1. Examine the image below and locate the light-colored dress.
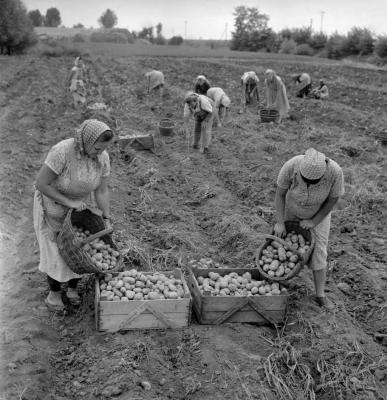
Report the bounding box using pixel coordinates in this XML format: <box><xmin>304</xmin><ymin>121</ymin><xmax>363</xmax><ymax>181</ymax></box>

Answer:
<box><xmin>276</xmin><ymin>155</ymin><xmax>345</xmax><ymax>271</ymax></box>
<box><xmin>70</xmin><ymin>66</ymin><xmax>86</xmax><ymax>103</ymax></box>
<box><xmin>33</xmin><ymin>138</ymin><xmax>110</xmax><ymax>282</ymax></box>
<box><xmin>265</xmin><ymin>75</ymin><xmax>290</xmax><ymax>118</ymax></box>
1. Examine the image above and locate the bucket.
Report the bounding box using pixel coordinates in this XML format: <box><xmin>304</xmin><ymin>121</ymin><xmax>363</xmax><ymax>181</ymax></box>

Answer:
<box><xmin>158</xmin><ymin>118</ymin><xmax>175</xmax><ymax>136</ymax></box>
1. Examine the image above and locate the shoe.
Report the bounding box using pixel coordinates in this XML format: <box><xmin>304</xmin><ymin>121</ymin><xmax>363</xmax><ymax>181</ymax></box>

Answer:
<box><xmin>67</xmin><ymin>288</ymin><xmax>81</xmax><ymax>306</ymax></box>
<box><xmin>192</xmin><ymin>144</ymin><xmax>199</xmax><ymax>149</ymax></box>
<box><xmin>315</xmin><ymin>296</ymin><xmax>334</xmax><ymax>310</ymax></box>
<box><xmin>45</xmin><ymin>292</ymin><xmax>65</xmax><ymax>312</ymax></box>
<box><xmin>202</xmin><ymin>147</ymin><xmax>210</xmax><ymax>155</ymax></box>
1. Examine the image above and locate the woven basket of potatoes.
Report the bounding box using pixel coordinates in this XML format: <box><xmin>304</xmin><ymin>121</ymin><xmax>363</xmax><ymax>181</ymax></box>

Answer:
<box><xmin>255</xmin><ymin>221</ymin><xmax>315</xmax><ymax>281</ymax></box>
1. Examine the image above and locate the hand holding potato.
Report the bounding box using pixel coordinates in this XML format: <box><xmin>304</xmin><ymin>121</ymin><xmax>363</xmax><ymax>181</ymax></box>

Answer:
<box><xmin>300</xmin><ymin>219</ymin><xmax>315</xmax><ymax>229</ymax></box>
<box><xmin>274</xmin><ymin>222</ymin><xmax>286</xmax><ymax>237</ymax></box>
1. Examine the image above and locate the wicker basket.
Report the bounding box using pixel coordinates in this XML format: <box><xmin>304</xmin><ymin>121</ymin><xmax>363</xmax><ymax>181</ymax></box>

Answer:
<box><xmin>159</xmin><ymin>118</ymin><xmax>175</xmax><ymax>136</ymax></box>
<box><xmin>57</xmin><ymin>209</ymin><xmax>123</xmax><ymax>274</ymax></box>
<box><xmin>260</xmin><ymin>108</ymin><xmax>279</xmax><ymax>123</ymax></box>
<box><xmin>255</xmin><ymin>221</ymin><xmax>315</xmax><ymax>281</ymax></box>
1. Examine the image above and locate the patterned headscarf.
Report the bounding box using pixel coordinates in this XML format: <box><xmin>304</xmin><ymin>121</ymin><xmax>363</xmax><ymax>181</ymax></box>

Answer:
<box><xmin>74</xmin><ymin>119</ymin><xmax>112</xmax><ymax>156</ymax></box>
<box><xmin>299</xmin><ymin>148</ymin><xmax>327</xmax><ymax>180</ymax></box>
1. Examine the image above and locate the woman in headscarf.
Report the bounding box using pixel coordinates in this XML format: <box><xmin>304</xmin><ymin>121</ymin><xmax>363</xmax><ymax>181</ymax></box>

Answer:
<box><xmin>206</xmin><ymin>87</ymin><xmax>231</xmax><ymax>127</ymax></box>
<box><xmin>312</xmin><ymin>80</ymin><xmax>329</xmax><ymax>100</ymax></box>
<box><xmin>34</xmin><ymin>119</ymin><xmax>114</xmax><ymax>311</ymax></box>
<box><xmin>145</xmin><ymin>70</ymin><xmax>165</xmax><ymax>98</ymax></box>
<box><xmin>293</xmin><ymin>72</ymin><xmax>312</xmax><ymax>98</ymax></box>
<box><xmin>264</xmin><ymin>69</ymin><xmax>290</xmax><ymax>123</ymax></box>
<box><xmin>239</xmin><ymin>71</ymin><xmax>260</xmax><ymax>114</ymax></box>
<box><xmin>183</xmin><ymin>92</ymin><xmax>214</xmax><ymax>154</ymax></box>
<box><xmin>67</xmin><ymin>56</ymin><xmax>87</xmax><ymax>108</ymax></box>
<box><xmin>273</xmin><ymin>148</ymin><xmax>345</xmax><ymax>308</ymax></box>
<box><xmin>194</xmin><ymin>75</ymin><xmax>211</xmax><ymax>95</ymax></box>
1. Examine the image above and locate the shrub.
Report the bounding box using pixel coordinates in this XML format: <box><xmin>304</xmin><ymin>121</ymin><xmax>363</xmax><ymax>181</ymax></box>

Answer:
<box><xmin>374</xmin><ymin>36</ymin><xmax>387</xmax><ymax>58</ymax></box>
<box><xmin>294</xmin><ymin>43</ymin><xmax>314</xmax><ymax>56</ymax></box>
<box><xmin>308</xmin><ymin>33</ymin><xmax>327</xmax><ymax>51</ymax></box>
<box><xmin>279</xmin><ymin>38</ymin><xmax>297</xmax><ymax>54</ymax></box>
<box><xmin>168</xmin><ymin>36</ymin><xmax>183</xmax><ymax>45</ymax></box>
<box><xmin>112</xmin><ymin>28</ymin><xmax>134</xmax><ymax>43</ymax></box>
<box><xmin>90</xmin><ymin>30</ymin><xmax>128</xmax><ymax>44</ymax></box>
<box><xmin>39</xmin><ymin>42</ymin><xmax>82</xmax><ymax>57</ymax></box>
<box><xmin>73</xmin><ymin>33</ymin><xmax>86</xmax><ymax>43</ymax></box>
<box><xmin>343</xmin><ymin>27</ymin><xmax>374</xmax><ymax>56</ymax></box>
<box><xmin>325</xmin><ymin>33</ymin><xmax>347</xmax><ymax>59</ymax></box>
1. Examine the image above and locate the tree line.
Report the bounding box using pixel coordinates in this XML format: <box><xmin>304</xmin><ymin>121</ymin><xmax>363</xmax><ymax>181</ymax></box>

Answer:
<box><xmin>231</xmin><ymin>6</ymin><xmax>387</xmax><ymax>60</ymax></box>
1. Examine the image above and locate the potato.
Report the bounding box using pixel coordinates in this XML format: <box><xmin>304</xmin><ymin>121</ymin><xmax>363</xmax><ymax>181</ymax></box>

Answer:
<box><xmin>269</xmin><ymin>260</ymin><xmax>280</xmax><ymax>271</ymax></box>
<box><xmin>121</xmin><ymin>297</ymin><xmax>129</xmax><ymax>301</ymax></box>
<box><xmin>133</xmin><ymin>293</ymin><xmax>144</xmax><ymax>300</ymax></box>
<box><xmin>126</xmin><ymin>290</ymin><xmax>135</xmax><ymax>300</ymax></box>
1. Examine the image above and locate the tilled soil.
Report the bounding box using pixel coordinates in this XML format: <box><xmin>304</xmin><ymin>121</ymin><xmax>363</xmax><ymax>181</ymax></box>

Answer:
<box><xmin>0</xmin><ymin>54</ymin><xmax>386</xmax><ymax>400</ymax></box>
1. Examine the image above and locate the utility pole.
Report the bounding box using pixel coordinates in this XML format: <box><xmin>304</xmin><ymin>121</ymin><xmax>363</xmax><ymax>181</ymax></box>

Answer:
<box><xmin>309</xmin><ymin>18</ymin><xmax>313</xmax><ymax>32</ymax></box>
<box><xmin>320</xmin><ymin>11</ymin><xmax>325</xmax><ymax>32</ymax></box>
<box><xmin>225</xmin><ymin>23</ymin><xmax>228</xmax><ymax>41</ymax></box>
<box><xmin>184</xmin><ymin>20</ymin><xmax>187</xmax><ymax>40</ymax></box>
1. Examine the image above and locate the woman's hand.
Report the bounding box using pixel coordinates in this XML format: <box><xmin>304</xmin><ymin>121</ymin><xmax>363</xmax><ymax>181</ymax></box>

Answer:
<box><xmin>300</xmin><ymin>219</ymin><xmax>315</xmax><ymax>229</ymax></box>
<box><xmin>68</xmin><ymin>200</ymin><xmax>87</xmax><ymax>211</ymax></box>
<box><xmin>274</xmin><ymin>222</ymin><xmax>286</xmax><ymax>237</ymax></box>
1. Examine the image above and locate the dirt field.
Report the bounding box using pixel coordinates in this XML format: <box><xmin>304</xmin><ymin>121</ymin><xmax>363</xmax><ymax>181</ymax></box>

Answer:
<box><xmin>0</xmin><ymin>52</ymin><xmax>386</xmax><ymax>400</ymax></box>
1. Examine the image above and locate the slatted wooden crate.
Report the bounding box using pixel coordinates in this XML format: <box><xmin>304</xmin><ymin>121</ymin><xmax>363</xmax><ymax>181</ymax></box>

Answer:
<box><xmin>187</xmin><ymin>267</ymin><xmax>289</xmax><ymax>326</ymax></box>
<box><xmin>95</xmin><ymin>269</ymin><xmax>192</xmax><ymax>332</ymax></box>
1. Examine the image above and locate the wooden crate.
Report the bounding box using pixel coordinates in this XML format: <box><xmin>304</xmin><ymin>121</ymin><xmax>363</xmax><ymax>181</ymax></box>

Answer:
<box><xmin>187</xmin><ymin>267</ymin><xmax>289</xmax><ymax>326</ymax></box>
<box><xmin>95</xmin><ymin>269</ymin><xmax>192</xmax><ymax>332</ymax></box>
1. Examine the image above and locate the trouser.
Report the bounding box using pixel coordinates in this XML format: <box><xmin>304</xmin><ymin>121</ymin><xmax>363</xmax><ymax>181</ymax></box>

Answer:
<box><xmin>241</xmin><ymin>80</ymin><xmax>259</xmax><ymax>106</ymax></box>
<box><xmin>47</xmin><ymin>275</ymin><xmax>79</xmax><ymax>292</ymax></box>
<box><xmin>193</xmin><ymin>111</ymin><xmax>214</xmax><ymax>149</ymax></box>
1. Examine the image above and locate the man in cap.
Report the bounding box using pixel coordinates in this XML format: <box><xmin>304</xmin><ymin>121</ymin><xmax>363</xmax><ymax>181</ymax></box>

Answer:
<box><xmin>206</xmin><ymin>87</ymin><xmax>231</xmax><ymax>127</ymax></box>
<box><xmin>273</xmin><ymin>148</ymin><xmax>345</xmax><ymax>308</ymax></box>
<box><xmin>239</xmin><ymin>71</ymin><xmax>260</xmax><ymax>114</ymax></box>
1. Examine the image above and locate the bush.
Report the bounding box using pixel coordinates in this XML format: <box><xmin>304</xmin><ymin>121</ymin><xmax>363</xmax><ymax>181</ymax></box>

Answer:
<box><xmin>90</xmin><ymin>30</ymin><xmax>128</xmax><ymax>44</ymax></box>
<box><xmin>343</xmin><ymin>27</ymin><xmax>374</xmax><ymax>56</ymax></box>
<box><xmin>279</xmin><ymin>38</ymin><xmax>297</xmax><ymax>54</ymax></box>
<box><xmin>39</xmin><ymin>42</ymin><xmax>82</xmax><ymax>57</ymax></box>
<box><xmin>294</xmin><ymin>43</ymin><xmax>314</xmax><ymax>56</ymax></box>
<box><xmin>73</xmin><ymin>33</ymin><xmax>86</xmax><ymax>43</ymax></box>
<box><xmin>308</xmin><ymin>33</ymin><xmax>327</xmax><ymax>51</ymax></box>
<box><xmin>168</xmin><ymin>36</ymin><xmax>183</xmax><ymax>45</ymax></box>
<box><xmin>325</xmin><ymin>33</ymin><xmax>347</xmax><ymax>59</ymax></box>
<box><xmin>111</xmin><ymin>28</ymin><xmax>134</xmax><ymax>43</ymax></box>
<box><xmin>374</xmin><ymin>36</ymin><xmax>387</xmax><ymax>58</ymax></box>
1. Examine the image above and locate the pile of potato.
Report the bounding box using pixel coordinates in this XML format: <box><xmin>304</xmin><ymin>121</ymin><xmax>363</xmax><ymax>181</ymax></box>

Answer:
<box><xmin>99</xmin><ymin>269</ymin><xmax>186</xmax><ymax>301</ymax></box>
<box><xmin>197</xmin><ymin>271</ymin><xmax>287</xmax><ymax>296</ymax></box>
<box><xmin>257</xmin><ymin>231</ymin><xmax>310</xmax><ymax>278</ymax></box>
<box><xmin>188</xmin><ymin>257</ymin><xmax>230</xmax><ymax>269</ymax></box>
<box><xmin>74</xmin><ymin>227</ymin><xmax>120</xmax><ymax>271</ymax></box>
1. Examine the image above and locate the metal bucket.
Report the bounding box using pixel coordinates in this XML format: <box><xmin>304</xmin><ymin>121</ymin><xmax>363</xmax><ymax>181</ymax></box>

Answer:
<box><xmin>159</xmin><ymin>118</ymin><xmax>175</xmax><ymax>136</ymax></box>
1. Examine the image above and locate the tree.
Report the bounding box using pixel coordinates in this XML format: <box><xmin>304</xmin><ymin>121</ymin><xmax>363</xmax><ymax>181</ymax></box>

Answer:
<box><xmin>375</xmin><ymin>36</ymin><xmax>387</xmax><ymax>58</ymax></box>
<box><xmin>155</xmin><ymin>22</ymin><xmax>166</xmax><ymax>45</ymax></box>
<box><xmin>0</xmin><ymin>0</ymin><xmax>37</xmax><ymax>54</ymax></box>
<box><xmin>73</xmin><ymin>23</ymin><xmax>84</xmax><ymax>28</ymax></box>
<box><xmin>168</xmin><ymin>36</ymin><xmax>183</xmax><ymax>45</ymax></box>
<box><xmin>138</xmin><ymin>26</ymin><xmax>154</xmax><ymax>42</ymax></box>
<box><xmin>98</xmin><ymin>9</ymin><xmax>117</xmax><ymax>29</ymax></box>
<box><xmin>28</xmin><ymin>9</ymin><xmax>44</xmax><ymax>27</ymax></box>
<box><xmin>231</xmin><ymin>6</ymin><xmax>270</xmax><ymax>51</ymax></box>
<box><xmin>44</xmin><ymin>7</ymin><xmax>61</xmax><ymax>27</ymax></box>
<box><xmin>342</xmin><ymin>27</ymin><xmax>374</xmax><ymax>56</ymax></box>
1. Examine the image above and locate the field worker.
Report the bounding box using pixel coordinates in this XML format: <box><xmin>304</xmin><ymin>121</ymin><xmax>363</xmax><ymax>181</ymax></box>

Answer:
<box><xmin>264</xmin><ymin>69</ymin><xmax>290</xmax><ymax>123</ymax></box>
<box><xmin>67</xmin><ymin>56</ymin><xmax>87</xmax><ymax>108</ymax></box>
<box><xmin>293</xmin><ymin>72</ymin><xmax>312</xmax><ymax>98</ymax></box>
<box><xmin>312</xmin><ymin>80</ymin><xmax>329</xmax><ymax>100</ymax></box>
<box><xmin>34</xmin><ymin>119</ymin><xmax>114</xmax><ymax>312</ymax></box>
<box><xmin>239</xmin><ymin>71</ymin><xmax>260</xmax><ymax>113</ymax></box>
<box><xmin>274</xmin><ymin>148</ymin><xmax>345</xmax><ymax>309</ymax></box>
<box><xmin>206</xmin><ymin>87</ymin><xmax>231</xmax><ymax>127</ymax></box>
<box><xmin>184</xmin><ymin>92</ymin><xmax>214</xmax><ymax>154</ymax></box>
<box><xmin>145</xmin><ymin>70</ymin><xmax>165</xmax><ymax>98</ymax></box>
<box><xmin>194</xmin><ymin>75</ymin><xmax>211</xmax><ymax>95</ymax></box>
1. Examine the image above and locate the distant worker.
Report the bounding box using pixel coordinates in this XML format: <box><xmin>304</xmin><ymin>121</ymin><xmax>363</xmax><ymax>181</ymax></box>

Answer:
<box><xmin>264</xmin><ymin>69</ymin><xmax>290</xmax><ymax>123</ymax></box>
<box><xmin>206</xmin><ymin>87</ymin><xmax>231</xmax><ymax>127</ymax></box>
<box><xmin>194</xmin><ymin>75</ymin><xmax>211</xmax><ymax>95</ymax></box>
<box><xmin>239</xmin><ymin>71</ymin><xmax>260</xmax><ymax>114</ymax></box>
<box><xmin>312</xmin><ymin>80</ymin><xmax>329</xmax><ymax>100</ymax></box>
<box><xmin>184</xmin><ymin>92</ymin><xmax>214</xmax><ymax>154</ymax></box>
<box><xmin>293</xmin><ymin>72</ymin><xmax>312</xmax><ymax>98</ymax></box>
<box><xmin>145</xmin><ymin>70</ymin><xmax>165</xmax><ymax>98</ymax></box>
<box><xmin>67</xmin><ymin>56</ymin><xmax>87</xmax><ymax>109</ymax></box>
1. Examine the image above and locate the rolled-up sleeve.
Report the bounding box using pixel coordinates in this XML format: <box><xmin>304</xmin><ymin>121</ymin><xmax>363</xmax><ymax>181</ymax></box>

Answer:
<box><xmin>329</xmin><ymin>167</ymin><xmax>345</xmax><ymax>198</ymax></box>
<box><xmin>199</xmin><ymin>96</ymin><xmax>213</xmax><ymax>113</ymax></box>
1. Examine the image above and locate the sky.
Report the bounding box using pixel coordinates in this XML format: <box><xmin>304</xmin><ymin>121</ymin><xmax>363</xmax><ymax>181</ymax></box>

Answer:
<box><xmin>23</xmin><ymin>0</ymin><xmax>387</xmax><ymax>39</ymax></box>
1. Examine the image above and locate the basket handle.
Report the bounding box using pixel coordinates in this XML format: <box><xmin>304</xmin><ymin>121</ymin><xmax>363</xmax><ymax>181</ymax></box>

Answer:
<box><xmin>262</xmin><ymin>234</ymin><xmax>289</xmax><ymax>249</ymax></box>
<box><xmin>76</xmin><ymin>228</ymin><xmax>114</xmax><ymax>247</ymax></box>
